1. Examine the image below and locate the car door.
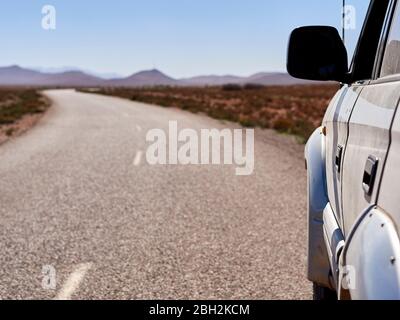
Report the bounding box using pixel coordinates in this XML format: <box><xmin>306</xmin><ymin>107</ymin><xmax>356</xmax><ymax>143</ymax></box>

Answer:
<box><xmin>341</xmin><ymin>0</ymin><xmax>400</xmax><ymax>236</ymax></box>
<box><xmin>324</xmin><ymin>85</ymin><xmax>362</xmax><ymax>229</ymax></box>
<box><xmin>324</xmin><ymin>0</ymin><xmax>392</xmax><ymax>233</ymax></box>
<box><xmin>379</xmin><ymin>1</ymin><xmax>400</xmax><ymax>227</ymax></box>
<box><xmin>340</xmin><ymin>4</ymin><xmax>400</xmax><ymax>299</ymax></box>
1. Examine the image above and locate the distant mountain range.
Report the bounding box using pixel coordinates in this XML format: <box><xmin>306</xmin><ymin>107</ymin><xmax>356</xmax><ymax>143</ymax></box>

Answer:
<box><xmin>31</xmin><ymin>66</ymin><xmax>123</xmax><ymax>79</ymax></box>
<box><xmin>0</xmin><ymin>65</ymin><xmax>317</xmax><ymax>87</ymax></box>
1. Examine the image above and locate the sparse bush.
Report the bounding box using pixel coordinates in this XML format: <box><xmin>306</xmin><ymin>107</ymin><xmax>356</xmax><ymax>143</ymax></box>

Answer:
<box><xmin>221</xmin><ymin>84</ymin><xmax>242</xmax><ymax>91</ymax></box>
<box><xmin>238</xmin><ymin>114</ymin><xmax>257</xmax><ymax>127</ymax></box>
<box><xmin>273</xmin><ymin>117</ymin><xmax>295</xmax><ymax>133</ymax></box>
<box><xmin>292</xmin><ymin>119</ymin><xmax>315</xmax><ymax>141</ymax></box>
<box><xmin>243</xmin><ymin>83</ymin><xmax>264</xmax><ymax>90</ymax></box>
<box><xmin>5</xmin><ymin>128</ymin><xmax>14</xmax><ymax>136</ymax></box>
<box><xmin>0</xmin><ymin>89</ymin><xmax>49</xmax><ymax>125</ymax></box>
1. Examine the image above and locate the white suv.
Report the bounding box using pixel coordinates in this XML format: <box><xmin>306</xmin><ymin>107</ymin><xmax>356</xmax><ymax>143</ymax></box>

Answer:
<box><xmin>288</xmin><ymin>0</ymin><xmax>400</xmax><ymax>300</ymax></box>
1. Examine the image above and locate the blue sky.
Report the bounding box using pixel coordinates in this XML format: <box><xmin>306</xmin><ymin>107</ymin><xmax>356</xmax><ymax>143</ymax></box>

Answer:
<box><xmin>0</xmin><ymin>0</ymin><xmax>369</xmax><ymax>78</ymax></box>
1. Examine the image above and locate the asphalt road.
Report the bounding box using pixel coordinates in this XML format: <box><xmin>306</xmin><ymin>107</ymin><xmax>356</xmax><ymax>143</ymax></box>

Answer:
<box><xmin>0</xmin><ymin>89</ymin><xmax>310</xmax><ymax>299</ymax></box>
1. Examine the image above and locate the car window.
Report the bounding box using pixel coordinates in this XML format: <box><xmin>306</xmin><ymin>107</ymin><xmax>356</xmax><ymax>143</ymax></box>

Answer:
<box><xmin>381</xmin><ymin>2</ymin><xmax>400</xmax><ymax>77</ymax></box>
<box><xmin>349</xmin><ymin>0</ymin><xmax>391</xmax><ymax>81</ymax></box>
<box><xmin>345</xmin><ymin>0</ymin><xmax>371</xmax><ymax>66</ymax></box>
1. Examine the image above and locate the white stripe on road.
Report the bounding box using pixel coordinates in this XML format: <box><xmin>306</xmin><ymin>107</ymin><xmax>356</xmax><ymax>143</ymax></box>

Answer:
<box><xmin>133</xmin><ymin>151</ymin><xmax>143</xmax><ymax>166</ymax></box>
<box><xmin>55</xmin><ymin>263</ymin><xmax>92</xmax><ymax>300</ymax></box>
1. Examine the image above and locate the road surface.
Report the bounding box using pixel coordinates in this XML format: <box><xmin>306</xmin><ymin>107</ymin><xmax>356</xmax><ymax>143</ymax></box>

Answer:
<box><xmin>0</xmin><ymin>89</ymin><xmax>310</xmax><ymax>299</ymax></box>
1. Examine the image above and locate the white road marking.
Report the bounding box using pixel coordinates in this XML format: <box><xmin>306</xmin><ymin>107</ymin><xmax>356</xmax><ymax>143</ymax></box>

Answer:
<box><xmin>55</xmin><ymin>263</ymin><xmax>92</xmax><ymax>300</ymax></box>
<box><xmin>136</xmin><ymin>125</ymin><xmax>142</xmax><ymax>132</ymax></box>
<box><xmin>133</xmin><ymin>151</ymin><xmax>143</xmax><ymax>166</ymax></box>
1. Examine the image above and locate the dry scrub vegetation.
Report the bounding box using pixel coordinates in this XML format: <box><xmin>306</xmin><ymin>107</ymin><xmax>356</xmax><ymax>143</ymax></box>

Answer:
<box><xmin>88</xmin><ymin>84</ymin><xmax>338</xmax><ymax>142</ymax></box>
<box><xmin>0</xmin><ymin>89</ymin><xmax>50</xmax><ymax>143</ymax></box>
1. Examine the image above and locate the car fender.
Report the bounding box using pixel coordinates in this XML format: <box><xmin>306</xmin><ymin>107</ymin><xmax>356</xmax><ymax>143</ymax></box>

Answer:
<box><xmin>305</xmin><ymin>127</ymin><xmax>332</xmax><ymax>288</ymax></box>
<box><xmin>340</xmin><ymin>207</ymin><xmax>400</xmax><ymax>300</ymax></box>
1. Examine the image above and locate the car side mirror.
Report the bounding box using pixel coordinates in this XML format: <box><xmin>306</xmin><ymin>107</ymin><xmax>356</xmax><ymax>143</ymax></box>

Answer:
<box><xmin>287</xmin><ymin>26</ymin><xmax>349</xmax><ymax>82</ymax></box>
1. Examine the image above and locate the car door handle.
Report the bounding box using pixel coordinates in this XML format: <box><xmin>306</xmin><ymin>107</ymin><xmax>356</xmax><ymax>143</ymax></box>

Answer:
<box><xmin>362</xmin><ymin>156</ymin><xmax>379</xmax><ymax>196</ymax></box>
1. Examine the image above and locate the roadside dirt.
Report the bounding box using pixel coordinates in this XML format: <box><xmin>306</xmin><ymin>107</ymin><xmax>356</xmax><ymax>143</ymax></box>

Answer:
<box><xmin>0</xmin><ymin>112</ymin><xmax>47</xmax><ymax>145</ymax></box>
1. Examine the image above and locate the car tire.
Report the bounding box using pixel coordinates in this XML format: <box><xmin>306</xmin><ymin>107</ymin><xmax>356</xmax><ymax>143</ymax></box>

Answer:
<box><xmin>313</xmin><ymin>282</ymin><xmax>337</xmax><ymax>300</ymax></box>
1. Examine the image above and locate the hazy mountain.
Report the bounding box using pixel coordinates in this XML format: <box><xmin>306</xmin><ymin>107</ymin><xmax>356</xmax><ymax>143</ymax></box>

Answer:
<box><xmin>243</xmin><ymin>72</ymin><xmax>313</xmax><ymax>85</ymax></box>
<box><xmin>87</xmin><ymin>71</ymin><xmax>124</xmax><ymax>80</ymax></box>
<box><xmin>41</xmin><ymin>71</ymin><xmax>104</xmax><ymax>87</ymax></box>
<box><xmin>0</xmin><ymin>65</ymin><xmax>319</xmax><ymax>87</ymax></box>
<box><xmin>106</xmin><ymin>69</ymin><xmax>179</xmax><ymax>87</ymax></box>
<box><xmin>180</xmin><ymin>75</ymin><xmax>245</xmax><ymax>86</ymax></box>
<box><xmin>31</xmin><ymin>66</ymin><xmax>123</xmax><ymax>79</ymax></box>
<box><xmin>0</xmin><ymin>65</ymin><xmax>47</xmax><ymax>85</ymax></box>
<box><xmin>181</xmin><ymin>72</ymin><xmax>314</xmax><ymax>86</ymax></box>
<box><xmin>0</xmin><ymin>65</ymin><xmax>103</xmax><ymax>86</ymax></box>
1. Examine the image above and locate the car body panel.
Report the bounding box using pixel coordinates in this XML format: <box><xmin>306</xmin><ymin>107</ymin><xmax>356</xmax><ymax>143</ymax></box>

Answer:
<box><xmin>379</xmin><ymin>104</ymin><xmax>400</xmax><ymax>230</ymax></box>
<box><xmin>305</xmin><ymin>128</ymin><xmax>331</xmax><ymax>287</ymax></box>
<box><xmin>322</xmin><ymin>202</ymin><xmax>344</xmax><ymax>288</ymax></box>
<box><xmin>323</xmin><ymin>85</ymin><xmax>363</xmax><ymax>229</ymax></box>
<box><xmin>343</xmin><ymin>207</ymin><xmax>400</xmax><ymax>300</ymax></box>
<box><xmin>341</xmin><ymin>82</ymin><xmax>400</xmax><ymax>236</ymax></box>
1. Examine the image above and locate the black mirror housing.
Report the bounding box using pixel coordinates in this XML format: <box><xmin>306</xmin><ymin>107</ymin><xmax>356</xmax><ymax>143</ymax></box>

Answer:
<box><xmin>287</xmin><ymin>26</ymin><xmax>348</xmax><ymax>82</ymax></box>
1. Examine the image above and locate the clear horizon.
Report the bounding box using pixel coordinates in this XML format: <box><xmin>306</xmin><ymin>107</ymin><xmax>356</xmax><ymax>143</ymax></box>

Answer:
<box><xmin>1</xmin><ymin>0</ymin><xmax>368</xmax><ymax>78</ymax></box>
